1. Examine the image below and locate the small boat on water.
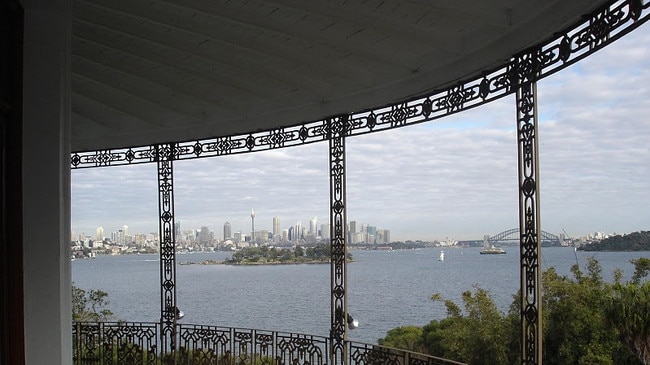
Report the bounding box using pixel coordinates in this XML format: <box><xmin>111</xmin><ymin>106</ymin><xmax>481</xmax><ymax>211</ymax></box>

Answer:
<box><xmin>439</xmin><ymin>250</ymin><xmax>445</xmax><ymax>261</ymax></box>
<box><xmin>480</xmin><ymin>245</ymin><xmax>506</xmax><ymax>255</ymax></box>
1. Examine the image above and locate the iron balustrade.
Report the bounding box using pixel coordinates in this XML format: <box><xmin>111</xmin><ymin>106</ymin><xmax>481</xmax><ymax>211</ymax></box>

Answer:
<box><xmin>72</xmin><ymin>321</ymin><xmax>467</xmax><ymax>365</ymax></box>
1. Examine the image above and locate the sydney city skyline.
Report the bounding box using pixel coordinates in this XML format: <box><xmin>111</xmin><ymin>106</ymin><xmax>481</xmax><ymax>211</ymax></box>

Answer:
<box><xmin>71</xmin><ymin>23</ymin><xmax>649</xmax><ymax>242</ymax></box>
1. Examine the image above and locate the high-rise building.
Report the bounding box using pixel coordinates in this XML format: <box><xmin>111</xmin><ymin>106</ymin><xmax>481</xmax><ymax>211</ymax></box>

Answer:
<box><xmin>272</xmin><ymin>216</ymin><xmax>280</xmax><ymax>238</ymax></box>
<box><xmin>320</xmin><ymin>224</ymin><xmax>330</xmax><ymax>240</ymax></box>
<box><xmin>111</xmin><ymin>229</ymin><xmax>124</xmax><ymax>245</ymax></box>
<box><xmin>349</xmin><ymin>221</ymin><xmax>357</xmax><ymax>234</ymax></box>
<box><xmin>223</xmin><ymin>222</ymin><xmax>232</xmax><ymax>240</ymax></box>
<box><xmin>377</xmin><ymin>229</ymin><xmax>390</xmax><ymax>244</ymax></box>
<box><xmin>348</xmin><ymin>221</ymin><xmax>357</xmax><ymax>244</ymax></box>
<box><xmin>293</xmin><ymin>222</ymin><xmax>302</xmax><ymax>242</ymax></box>
<box><xmin>96</xmin><ymin>227</ymin><xmax>104</xmax><ymax>242</ymax></box>
<box><xmin>123</xmin><ymin>225</ymin><xmax>129</xmax><ymax>237</ymax></box>
<box><xmin>174</xmin><ymin>221</ymin><xmax>181</xmax><ymax>238</ymax></box>
<box><xmin>258</xmin><ymin>230</ymin><xmax>269</xmax><ymax>244</ymax></box>
<box><xmin>367</xmin><ymin>226</ymin><xmax>377</xmax><ymax>243</ymax></box>
<box><xmin>199</xmin><ymin>226</ymin><xmax>210</xmax><ymax>244</ymax></box>
<box><xmin>309</xmin><ymin>217</ymin><xmax>318</xmax><ymax>236</ymax></box>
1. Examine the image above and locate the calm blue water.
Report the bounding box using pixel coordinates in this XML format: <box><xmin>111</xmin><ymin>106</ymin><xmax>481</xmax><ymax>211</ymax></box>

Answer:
<box><xmin>72</xmin><ymin>247</ymin><xmax>649</xmax><ymax>344</ymax></box>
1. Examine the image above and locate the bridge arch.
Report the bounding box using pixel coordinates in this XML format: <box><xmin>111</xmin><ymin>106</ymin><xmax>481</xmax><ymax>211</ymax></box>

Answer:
<box><xmin>488</xmin><ymin>228</ymin><xmax>560</xmax><ymax>245</ymax></box>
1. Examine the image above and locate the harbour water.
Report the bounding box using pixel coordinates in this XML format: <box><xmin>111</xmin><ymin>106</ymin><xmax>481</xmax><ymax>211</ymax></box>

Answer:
<box><xmin>72</xmin><ymin>247</ymin><xmax>649</xmax><ymax>344</ymax></box>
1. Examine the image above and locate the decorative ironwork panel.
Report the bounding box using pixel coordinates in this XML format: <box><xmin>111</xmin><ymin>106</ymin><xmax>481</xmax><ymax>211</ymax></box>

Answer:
<box><xmin>101</xmin><ymin>323</ymin><xmax>158</xmax><ymax>365</ymax></box>
<box><xmin>73</xmin><ymin>322</ymin><xmax>102</xmax><ymax>364</ymax></box>
<box><xmin>177</xmin><ymin>324</ymin><xmax>231</xmax><ymax>364</ymax></box>
<box><xmin>276</xmin><ymin>332</ymin><xmax>328</xmax><ymax>365</ymax></box>
<box><xmin>156</xmin><ymin>143</ymin><xmax>178</xmax><ymax>357</ymax></box>
<box><xmin>72</xmin><ymin>322</ymin><xmax>158</xmax><ymax>365</ymax></box>
<box><xmin>172</xmin><ymin>122</ymin><xmax>330</xmax><ymax>160</ymax></box>
<box><xmin>71</xmin><ymin>0</ymin><xmax>649</xmax><ymax>170</ymax></box>
<box><xmin>516</xmin><ymin>80</ymin><xmax>542</xmax><ymax>365</ymax></box>
<box><xmin>329</xmin><ymin>115</ymin><xmax>348</xmax><ymax>365</ymax></box>
<box><xmin>71</xmin><ymin>146</ymin><xmax>157</xmax><ymax>168</ymax></box>
<box><xmin>348</xmin><ymin>342</ymin><xmax>467</xmax><ymax>365</ymax></box>
<box><xmin>176</xmin><ymin>324</ymin><xmax>331</xmax><ymax>365</ymax></box>
<box><xmin>232</xmin><ymin>328</ymin><xmax>277</xmax><ymax>365</ymax></box>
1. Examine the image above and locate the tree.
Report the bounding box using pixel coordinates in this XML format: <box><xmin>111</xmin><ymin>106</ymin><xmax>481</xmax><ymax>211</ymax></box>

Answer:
<box><xmin>378</xmin><ymin>326</ymin><xmax>424</xmax><ymax>352</ymax></box>
<box><xmin>72</xmin><ymin>283</ymin><xmax>114</xmax><ymax>322</ymax></box>
<box><xmin>605</xmin><ymin>258</ymin><xmax>650</xmax><ymax>364</ymax></box>
<box><xmin>378</xmin><ymin>256</ymin><xmax>644</xmax><ymax>365</ymax></box>
<box><xmin>606</xmin><ymin>282</ymin><xmax>650</xmax><ymax>365</ymax></box>
<box><xmin>294</xmin><ymin>245</ymin><xmax>305</xmax><ymax>258</ymax></box>
<box><xmin>541</xmin><ymin>258</ymin><xmax>624</xmax><ymax>365</ymax></box>
<box><xmin>427</xmin><ymin>287</ymin><xmax>510</xmax><ymax>365</ymax></box>
<box><xmin>631</xmin><ymin>257</ymin><xmax>650</xmax><ymax>284</ymax></box>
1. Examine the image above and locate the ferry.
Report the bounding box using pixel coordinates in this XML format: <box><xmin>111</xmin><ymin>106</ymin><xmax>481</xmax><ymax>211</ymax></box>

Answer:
<box><xmin>480</xmin><ymin>245</ymin><xmax>506</xmax><ymax>254</ymax></box>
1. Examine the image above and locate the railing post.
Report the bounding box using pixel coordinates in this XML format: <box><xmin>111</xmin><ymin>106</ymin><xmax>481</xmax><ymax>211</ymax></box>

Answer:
<box><xmin>514</xmin><ymin>53</ymin><xmax>543</xmax><ymax>364</ymax></box>
<box><xmin>156</xmin><ymin>143</ymin><xmax>178</xmax><ymax>362</ymax></box>
<box><xmin>328</xmin><ymin>115</ymin><xmax>348</xmax><ymax>365</ymax></box>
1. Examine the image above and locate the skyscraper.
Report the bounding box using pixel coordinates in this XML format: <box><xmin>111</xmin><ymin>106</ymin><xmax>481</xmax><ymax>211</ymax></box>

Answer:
<box><xmin>309</xmin><ymin>217</ymin><xmax>318</xmax><ymax>236</ymax></box>
<box><xmin>348</xmin><ymin>221</ymin><xmax>357</xmax><ymax>244</ymax></box>
<box><xmin>223</xmin><ymin>222</ymin><xmax>232</xmax><ymax>240</ymax></box>
<box><xmin>273</xmin><ymin>216</ymin><xmax>280</xmax><ymax>239</ymax></box>
<box><xmin>174</xmin><ymin>221</ymin><xmax>181</xmax><ymax>238</ymax></box>
<box><xmin>320</xmin><ymin>224</ymin><xmax>330</xmax><ymax>240</ymax></box>
<box><xmin>293</xmin><ymin>221</ymin><xmax>302</xmax><ymax>242</ymax></box>
<box><xmin>96</xmin><ymin>227</ymin><xmax>104</xmax><ymax>242</ymax></box>
<box><xmin>349</xmin><ymin>221</ymin><xmax>357</xmax><ymax>234</ymax></box>
<box><xmin>199</xmin><ymin>226</ymin><xmax>210</xmax><ymax>244</ymax></box>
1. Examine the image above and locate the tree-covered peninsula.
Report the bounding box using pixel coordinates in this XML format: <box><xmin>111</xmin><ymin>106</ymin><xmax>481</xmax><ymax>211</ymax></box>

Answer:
<box><xmin>579</xmin><ymin>231</ymin><xmax>650</xmax><ymax>251</ymax></box>
<box><xmin>223</xmin><ymin>244</ymin><xmax>353</xmax><ymax>265</ymax></box>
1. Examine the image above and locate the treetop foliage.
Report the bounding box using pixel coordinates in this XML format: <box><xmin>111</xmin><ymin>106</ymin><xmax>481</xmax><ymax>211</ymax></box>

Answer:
<box><xmin>72</xmin><ymin>283</ymin><xmax>114</xmax><ymax>322</ymax></box>
<box><xmin>379</xmin><ymin>256</ymin><xmax>650</xmax><ymax>365</ymax></box>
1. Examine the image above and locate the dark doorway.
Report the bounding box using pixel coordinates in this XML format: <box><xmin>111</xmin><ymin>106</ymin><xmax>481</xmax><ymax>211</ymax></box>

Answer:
<box><xmin>1</xmin><ymin>0</ymin><xmax>24</xmax><ymax>363</ymax></box>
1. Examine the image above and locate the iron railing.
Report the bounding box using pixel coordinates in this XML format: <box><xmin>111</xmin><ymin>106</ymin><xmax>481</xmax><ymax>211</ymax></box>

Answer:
<box><xmin>73</xmin><ymin>322</ymin><xmax>466</xmax><ymax>365</ymax></box>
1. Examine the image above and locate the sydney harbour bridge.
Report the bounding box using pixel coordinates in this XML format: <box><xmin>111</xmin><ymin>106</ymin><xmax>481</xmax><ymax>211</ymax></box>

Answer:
<box><xmin>459</xmin><ymin>228</ymin><xmax>562</xmax><ymax>247</ymax></box>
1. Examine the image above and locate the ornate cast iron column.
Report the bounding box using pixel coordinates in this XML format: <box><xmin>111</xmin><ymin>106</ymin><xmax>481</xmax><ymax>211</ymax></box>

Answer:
<box><xmin>156</xmin><ymin>143</ymin><xmax>178</xmax><ymax>359</ymax></box>
<box><xmin>515</xmin><ymin>65</ymin><xmax>542</xmax><ymax>363</ymax></box>
<box><xmin>329</xmin><ymin>115</ymin><xmax>348</xmax><ymax>365</ymax></box>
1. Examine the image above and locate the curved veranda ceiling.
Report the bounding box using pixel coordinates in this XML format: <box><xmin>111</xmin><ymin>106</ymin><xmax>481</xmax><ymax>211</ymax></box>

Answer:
<box><xmin>71</xmin><ymin>0</ymin><xmax>609</xmax><ymax>152</ymax></box>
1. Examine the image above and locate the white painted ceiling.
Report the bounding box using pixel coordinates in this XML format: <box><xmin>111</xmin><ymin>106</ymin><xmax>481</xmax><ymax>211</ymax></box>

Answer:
<box><xmin>71</xmin><ymin>0</ymin><xmax>607</xmax><ymax>152</ymax></box>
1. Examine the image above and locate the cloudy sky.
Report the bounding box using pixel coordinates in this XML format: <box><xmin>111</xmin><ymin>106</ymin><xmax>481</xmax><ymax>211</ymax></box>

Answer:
<box><xmin>72</xmin><ymin>23</ymin><xmax>650</xmax><ymax>242</ymax></box>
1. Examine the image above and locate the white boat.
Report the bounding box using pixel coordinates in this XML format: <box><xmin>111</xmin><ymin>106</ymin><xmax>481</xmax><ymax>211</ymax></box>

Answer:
<box><xmin>439</xmin><ymin>250</ymin><xmax>445</xmax><ymax>261</ymax></box>
<box><xmin>480</xmin><ymin>245</ymin><xmax>506</xmax><ymax>255</ymax></box>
